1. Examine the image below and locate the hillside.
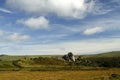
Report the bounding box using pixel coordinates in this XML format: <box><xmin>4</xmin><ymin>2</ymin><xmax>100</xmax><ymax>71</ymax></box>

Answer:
<box><xmin>0</xmin><ymin>51</ymin><xmax>120</xmax><ymax>71</ymax></box>
<box><xmin>0</xmin><ymin>51</ymin><xmax>120</xmax><ymax>61</ymax></box>
<box><xmin>89</xmin><ymin>51</ymin><xmax>120</xmax><ymax>57</ymax></box>
<box><xmin>0</xmin><ymin>55</ymin><xmax>62</xmax><ymax>61</ymax></box>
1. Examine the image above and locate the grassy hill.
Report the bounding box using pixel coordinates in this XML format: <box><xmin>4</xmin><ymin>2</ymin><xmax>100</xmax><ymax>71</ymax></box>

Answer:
<box><xmin>0</xmin><ymin>51</ymin><xmax>120</xmax><ymax>71</ymax></box>
<box><xmin>0</xmin><ymin>54</ymin><xmax>63</xmax><ymax>61</ymax></box>
<box><xmin>88</xmin><ymin>51</ymin><xmax>120</xmax><ymax>57</ymax></box>
<box><xmin>0</xmin><ymin>51</ymin><xmax>120</xmax><ymax>61</ymax></box>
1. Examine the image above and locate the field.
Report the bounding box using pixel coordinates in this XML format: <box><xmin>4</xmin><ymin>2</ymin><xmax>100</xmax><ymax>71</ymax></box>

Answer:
<box><xmin>0</xmin><ymin>68</ymin><xmax>120</xmax><ymax>80</ymax></box>
<box><xmin>0</xmin><ymin>51</ymin><xmax>120</xmax><ymax>80</ymax></box>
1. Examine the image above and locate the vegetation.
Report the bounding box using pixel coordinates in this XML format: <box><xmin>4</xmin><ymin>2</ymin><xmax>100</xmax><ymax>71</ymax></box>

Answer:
<box><xmin>32</xmin><ymin>57</ymin><xmax>67</xmax><ymax>66</ymax></box>
<box><xmin>0</xmin><ymin>51</ymin><xmax>120</xmax><ymax>71</ymax></box>
<box><xmin>90</xmin><ymin>51</ymin><xmax>120</xmax><ymax>57</ymax></box>
<box><xmin>0</xmin><ymin>51</ymin><xmax>119</xmax><ymax>80</ymax></box>
<box><xmin>109</xmin><ymin>74</ymin><xmax>120</xmax><ymax>80</ymax></box>
<box><xmin>0</xmin><ymin>68</ymin><xmax>120</xmax><ymax>80</ymax></box>
<box><xmin>75</xmin><ymin>56</ymin><xmax>120</xmax><ymax>67</ymax></box>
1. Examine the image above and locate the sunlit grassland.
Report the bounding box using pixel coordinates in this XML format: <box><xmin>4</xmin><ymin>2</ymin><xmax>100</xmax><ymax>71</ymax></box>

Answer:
<box><xmin>0</xmin><ymin>51</ymin><xmax>120</xmax><ymax>80</ymax></box>
<box><xmin>0</xmin><ymin>68</ymin><xmax>119</xmax><ymax>80</ymax></box>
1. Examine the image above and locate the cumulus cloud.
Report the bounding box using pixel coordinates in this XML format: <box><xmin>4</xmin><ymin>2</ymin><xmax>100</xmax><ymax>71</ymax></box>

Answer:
<box><xmin>0</xmin><ymin>7</ymin><xmax>12</xmax><ymax>14</ymax></box>
<box><xmin>17</xmin><ymin>16</ymin><xmax>49</xmax><ymax>29</ymax></box>
<box><xmin>6</xmin><ymin>0</ymin><xmax>111</xmax><ymax>19</ymax></box>
<box><xmin>83</xmin><ymin>27</ymin><xmax>105</xmax><ymax>35</ymax></box>
<box><xmin>6</xmin><ymin>33</ymin><xmax>30</xmax><ymax>42</ymax></box>
<box><xmin>6</xmin><ymin>0</ymin><xmax>86</xmax><ymax>19</ymax></box>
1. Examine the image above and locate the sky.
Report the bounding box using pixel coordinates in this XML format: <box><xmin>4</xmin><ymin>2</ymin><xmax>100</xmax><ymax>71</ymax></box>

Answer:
<box><xmin>0</xmin><ymin>0</ymin><xmax>120</xmax><ymax>55</ymax></box>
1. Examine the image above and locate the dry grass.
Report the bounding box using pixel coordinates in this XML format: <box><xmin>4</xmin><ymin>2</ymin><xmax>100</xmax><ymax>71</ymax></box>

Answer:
<box><xmin>0</xmin><ymin>68</ymin><xmax>120</xmax><ymax>80</ymax></box>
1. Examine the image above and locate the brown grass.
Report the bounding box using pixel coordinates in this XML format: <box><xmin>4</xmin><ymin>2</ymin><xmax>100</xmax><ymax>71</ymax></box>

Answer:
<box><xmin>0</xmin><ymin>68</ymin><xmax>120</xmax><ymax>80</ymax></box>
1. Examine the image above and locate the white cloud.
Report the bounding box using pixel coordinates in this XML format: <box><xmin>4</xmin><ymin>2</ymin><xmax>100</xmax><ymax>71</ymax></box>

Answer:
<box><xmin>0</xmin><ymin>7</ymin><xmax>12</xmax><ymax>14</ymax></box>
<box><xmin>6</xmin><ymin>0</ymin><xmax>87</xmax><ymax>19</ymax></box>
<box><xmin>6</xmin><ymin>33</ymin><xmax>30</xmax><ymax>42</ymax></box>
<box><xmin>87</xmin><ymin>0</ymin><xmax>112</xmax><ymax>15</ymax></box>
<box><xmin>4</xmin><ymin>38</ymin><xmax>120</xmax><ymax>55</ymax></box>
<box><xmin>83</xmin><ymin>27</ymin><xmax>105</xmax><ymax>35</ymax></box>
<box><xmin>6</xmin><ymin>0</ymin><xmax>111</xmax><ymax>19</ymax></box>
<box><xmin>17</xmin><ymin>16</ymin><xmax>49</xmax><ymax>29</ymax></box>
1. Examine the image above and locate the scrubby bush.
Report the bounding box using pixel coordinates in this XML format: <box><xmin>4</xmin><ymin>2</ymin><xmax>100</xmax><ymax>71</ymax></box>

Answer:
<box><xmin>75</xmin><ymin>56</ymin><xmax>120</xmax><ymax>68</ymax></box>
<box><xmin>87</xmin><ymin>57</ymin><xmax>120</xmax><ymax>67</ymax></box>
<box><xmin>12</xmin><ymin>60</ymin><xmax>23</xmax><ymax>68</ymax></box>
<box><xmin>32</xmin><ymin>57</ymin><xmax>67</xmax><ymax>66</ymax></box>
<box><xmin>109</xmin><ymin>74</ymin><xmax>120</xmax><ymax>80</ymax></box>
<box><xmin>75</xmin><ymin>56</ymin><xmax>94</xmax><ymax>66</ymax></box>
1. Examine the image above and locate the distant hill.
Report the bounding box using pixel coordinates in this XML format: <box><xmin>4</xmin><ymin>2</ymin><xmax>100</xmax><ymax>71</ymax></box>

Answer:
<box><xmin>0</xmin><ymin>55</ymin><xmax>62</xmax><ymax>61</ymax></box>
<box><xmin>88</xmin><ymin>51</ymin><xmax>120</xmax><ymax>57</ymax></box>
<box><xmin>0</xmin><ymin>55</ymin><xmax>40</xmax><ymax>61</ymax></box>
<box><xmin>0</xmin><ymin>51</ymin><xmax>120</xmax><ymax>61</ymax></box>
<box><xmin>0</xmin><ymin>51</ymin><xmax>120</xmax><ymax>71</ymax></box>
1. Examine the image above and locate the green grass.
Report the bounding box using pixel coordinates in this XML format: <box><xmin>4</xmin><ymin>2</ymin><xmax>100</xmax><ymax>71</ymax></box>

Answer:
<box><xmin>0</xmin><ymin>51</ymin><xmax>119</xmax><ymax>71</ymax></box>
<box><xmin>0</xmin><ymin>61</ymin><xmax>15</xmax><ymax>68</ymax></box>
<box><xmin>93</xmin><ymin>51</ymin><xmax>120</xmax><ymax>57</ymax></box>
<box><xmin>0</xmin><ymin>55</ymin><xmax>63</xmax><ymax>61</ymax></box>
<box><xmin>81</xmin><ymin>51</ymin><xmax>120</xmax><ymax>58</ymax></box>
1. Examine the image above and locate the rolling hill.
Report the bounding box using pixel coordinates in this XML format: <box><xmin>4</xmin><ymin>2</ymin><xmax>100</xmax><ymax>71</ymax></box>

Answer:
<box><xmin>88</xmin><ymin>51</ymin><xmax>120</xmax><ymax>57</ymax></box>
<box><xmin>0</xmin><ymin>51</ymin><xmax>120</xmax><ymax>61</ymax></box>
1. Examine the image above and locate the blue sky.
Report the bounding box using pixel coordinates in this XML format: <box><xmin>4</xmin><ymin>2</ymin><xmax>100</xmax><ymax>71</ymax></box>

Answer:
<box><xmin>0</xmin><ymin>0</ymin><xmax>120</xmax><ymax>55</ymax></box>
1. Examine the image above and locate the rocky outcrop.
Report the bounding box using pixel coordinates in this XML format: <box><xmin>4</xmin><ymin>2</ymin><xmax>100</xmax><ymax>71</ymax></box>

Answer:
<box><xmin>62</xmin><ymin>52</ymin><xmax>75</xmax><ymax>62</ymax></box>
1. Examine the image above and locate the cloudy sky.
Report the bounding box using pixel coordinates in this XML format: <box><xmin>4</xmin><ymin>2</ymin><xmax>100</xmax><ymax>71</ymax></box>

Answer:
<box><xmin>0</xmin><ymin>0</ymin><xmax>120</xmax><ymax>55</ymax></box>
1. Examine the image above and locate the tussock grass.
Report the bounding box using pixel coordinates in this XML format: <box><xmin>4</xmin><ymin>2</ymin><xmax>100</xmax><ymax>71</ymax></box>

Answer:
<box><xmin>0</xmin><ymin>68</ymin><xmax>119</xmax><ymax>80</ymax></box>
